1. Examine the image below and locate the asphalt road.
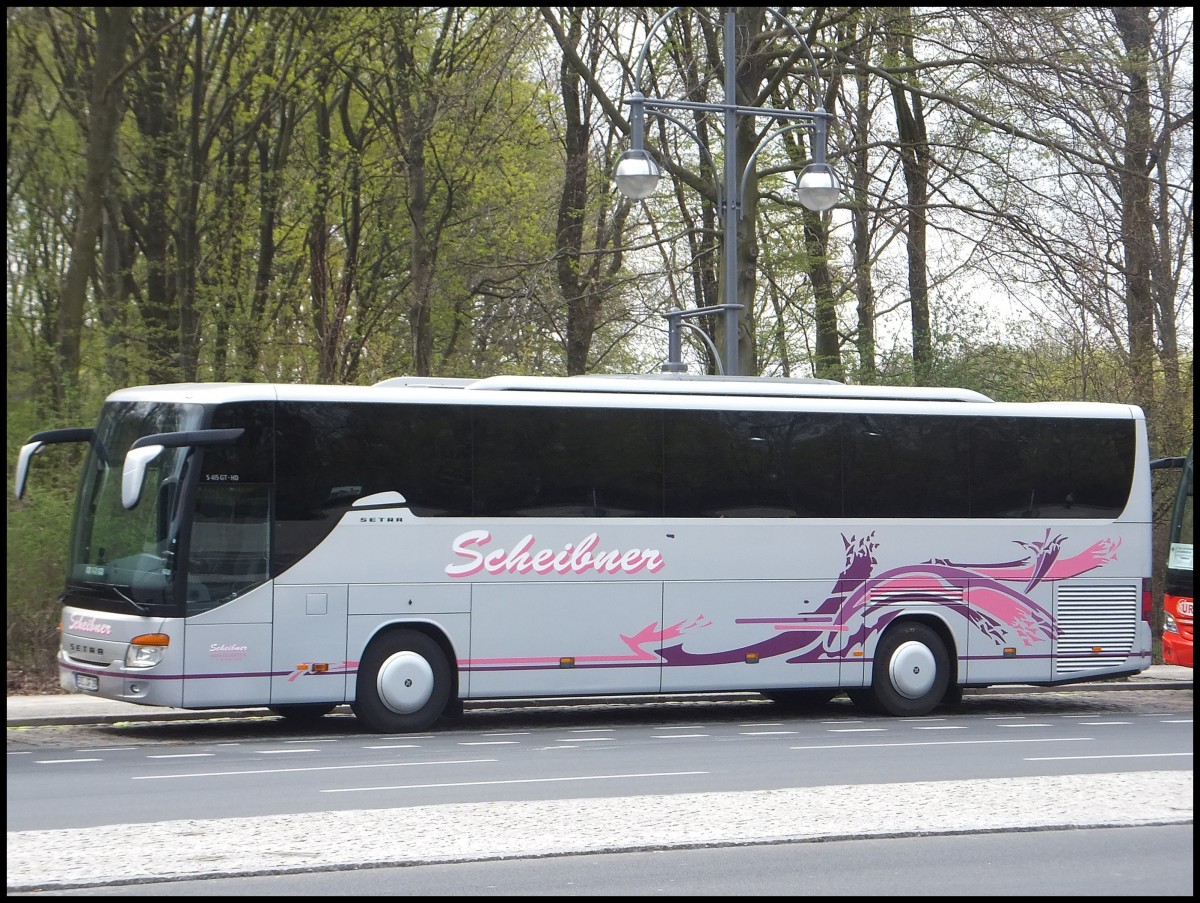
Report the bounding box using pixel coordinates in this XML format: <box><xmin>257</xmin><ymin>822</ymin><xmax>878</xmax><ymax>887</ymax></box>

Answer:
<box><xmin>7</xmin><ymin>683</ymin><xmax>1192</xmax><ymax>893</ymax></box>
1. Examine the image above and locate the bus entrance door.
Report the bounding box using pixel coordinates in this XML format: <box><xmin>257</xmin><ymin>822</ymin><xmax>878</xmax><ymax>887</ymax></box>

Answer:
<box><xmin>270</xmin><ymin>584</ymin><xmax>349</xmax><ymax>704</ymax></box>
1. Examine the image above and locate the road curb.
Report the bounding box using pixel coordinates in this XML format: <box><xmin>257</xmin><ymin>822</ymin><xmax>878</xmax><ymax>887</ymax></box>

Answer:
<box><xmin>7</xmin><ymin>680</ymin><xmax>1190</xmax><ymax>729</ymax></box>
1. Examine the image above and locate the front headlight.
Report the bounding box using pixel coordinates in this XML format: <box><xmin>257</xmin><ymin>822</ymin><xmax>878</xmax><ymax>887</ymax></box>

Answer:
<box><xmin>125</xmin><ymin>633</ymin><xmax>170</xmax><ymax>667</ymax></box>
<box><xmin>1163</xmin><ymin>613</ymin><xmax>1179</xmax><ymax>635</ymax></box>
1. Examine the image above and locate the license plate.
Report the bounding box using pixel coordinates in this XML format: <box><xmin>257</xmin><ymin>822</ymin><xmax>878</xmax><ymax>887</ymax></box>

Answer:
<box><xmin>74</xmin><ymin>673</ymin><xmax>99</xmax><ymax>692</ymax></box>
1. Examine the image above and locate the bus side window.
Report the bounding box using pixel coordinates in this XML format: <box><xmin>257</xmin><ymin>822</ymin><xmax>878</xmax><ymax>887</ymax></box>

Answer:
<box><xmin>187</xmin><ymin>483</ymin><xmax>271</xmax><ymax>614</ymax></box>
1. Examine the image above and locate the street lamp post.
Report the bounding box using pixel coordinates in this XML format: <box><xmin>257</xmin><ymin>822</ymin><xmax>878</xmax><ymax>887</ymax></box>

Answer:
<box><xmin>614</xmin><ymin>7</ymin><xmax>839</xmax><ymax>376</ymax></box>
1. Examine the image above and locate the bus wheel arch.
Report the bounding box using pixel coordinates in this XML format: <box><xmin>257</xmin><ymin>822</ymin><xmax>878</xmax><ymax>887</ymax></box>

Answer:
<box><xmin>857</xmin><ymin>617</ymin><xmax>955</xmax><ymax>717</ymax></box>
<box><xmin>352</xmin><ymin>625</ymin><xmax>457</xmax><ymax>733</ymax></box>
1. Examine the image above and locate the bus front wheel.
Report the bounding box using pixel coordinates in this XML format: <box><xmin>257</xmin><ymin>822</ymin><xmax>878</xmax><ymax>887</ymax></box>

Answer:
<box><xmin>863</xmin><ymin>622</ymin><xmax>951</xmax><ymax>717</ymax></box>
<box><xmin>353</xmin><ymin>629</ymin><xmax>452</xmax><ymax>733</ymax></box>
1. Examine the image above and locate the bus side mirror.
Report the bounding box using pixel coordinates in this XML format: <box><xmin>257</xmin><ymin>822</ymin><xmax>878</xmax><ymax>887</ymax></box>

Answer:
<box><xmin>14</xmin><ymin>441</ymin><xmax>44</xmax><ymax>500</ymax></box>
<box><xmin>123</xmin><ymin>445</ymin><xmax>164</xmax><ymax>510</ymax></box>
<box><xmin>122</xmin><ymin>427</ymin><xmax>244</xmax><ymax>509</ymax></box>
<box><xmin>13</xmin><ymin>427</ymin><xmax>96</xmax><ymax>499</ymax></box>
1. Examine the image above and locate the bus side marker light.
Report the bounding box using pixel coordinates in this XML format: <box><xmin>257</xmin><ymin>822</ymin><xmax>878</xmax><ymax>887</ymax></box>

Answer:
<box><xmin>1003</xmin><ymin>647</ymin><xmax>1016</xmax><ymax>657</ymax></box>
<box><xmin>313</xmin><ymin>663</ymin><xmax>330</xmax><ymax>673</ymax></box>
<box><xmin>745</xmin><ymin>653</ymin><xmax>760</xmax><ymax>664</ymax></box>
<box><xmin>559</xmin><ymin>657</ymin><xmax>575</xmax><ymax>669</ymax></box>
<box><xmin>1092</xmin><ymin>646</ymin><xmax>1103</xmax><ymax>654</ymax></box>
<box><xmin>131</xmin><ymin>633</ymin><xmax>171</xmax><ymax>646</ymax></box>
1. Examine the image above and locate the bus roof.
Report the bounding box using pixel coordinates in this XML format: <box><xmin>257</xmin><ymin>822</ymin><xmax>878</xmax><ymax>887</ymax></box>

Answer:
<box><xmin>103</xmin><ymin>379</ymin><xmax>1150</xmax><ymax>422</ymax></box>
<box><xmin>373</xmin><ymin>373</ymin><xmax>994</xmax><ymax>403</ymax></box>
<box><xmin>457</xmin><ymin>374</ymin><xmax>995</xmax><ymax>403</ymax></box>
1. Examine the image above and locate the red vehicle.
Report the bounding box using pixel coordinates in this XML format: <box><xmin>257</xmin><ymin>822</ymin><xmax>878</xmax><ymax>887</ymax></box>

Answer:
<box><xmin>1156</xmin><ymin>445</ymin><xmax>1193</xmax><ymax>667</ymax></box>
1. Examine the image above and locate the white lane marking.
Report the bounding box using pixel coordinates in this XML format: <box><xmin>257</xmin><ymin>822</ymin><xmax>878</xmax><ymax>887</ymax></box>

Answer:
<box><xmin>740</xmin><ymin>722</ymin><xmax>784</xmax><ymax>727</ymax></box>
<box><xmin>34</xmin><ymin>758</ymin><xmax>103</xmax><ymax>764</ymax></box>
<box><xmin>791</xmin><ymin>737</ymin><xmax>1094</xmax><ymax>750</ymax></box>
<box><xmin>363</xmin><ymin>744</ymin><xmax>422</xmax><ymax>750</ymax></box>
<box><xmin>458</xmin><ymin>741</ymin><xmax>520</xmax><ymax>746</ymax></box>
<box><xmin>321</xmin><ymin>770</ymin><xmax>709</xmax><ymax>794</ymax></box>
<box><xmin>1161</xmin><ymin>718</ymin><xmax>1193</xmax><ymax>723</ymax></box>
<box><xmin>651</xmin><ymin>734</ymin><xmax>708</xmax><ymax>739</ymax></box>
<box><xmin>826</xmin><ymin>727</ymin><xmax>887</xmax><ymax>733</ymax></box>
<box><xmin>995</xmin><ymin>722</ymin><xmax>1052</xmax><ymax>728</ymax></box>
<box><xmin>739</xmin><ymin>731</ymin><xmax>798</xmax><ymax>736</ymax></box>
<box><xmin>553</xmin><ymin>737</ymin><xmax>615</xmax><ymax>742</ymax></box>
<box><xmin>132</xmin><ymin>758</ymin><xmax>496</xmax><ymax>780</ymax></box>
<box><xmin>146</xmin><ymin>753</ymin><xmax>216</xmax><ymax>759</ymax></box>
<box><xmin>913</xmin><ymin>725</ymin><xmax>968</xmax><ymax>731</ymax></box>
<box><xmin>77</xmin><ymin>747</ymin><xmax>139</xmax><ymax>752</ymax></box>
<box><xmin>253</xmin><ymin>749</ymin><xmax>321</xmax><ymax>754</ymax></box>
<box><xmin>1025</xmin><ymin>752</ymin><xmax>1193</xmax><ymax>761</ymax></box>
<box><xmin>284</xmin><ymin>738</ymin><xmax>339</xmax><ymax>744</ymax></box>
<box><xmin>1073</xmin><ymin>721</ymin><xmax>1132</xmax><ymax>725</ymax></box>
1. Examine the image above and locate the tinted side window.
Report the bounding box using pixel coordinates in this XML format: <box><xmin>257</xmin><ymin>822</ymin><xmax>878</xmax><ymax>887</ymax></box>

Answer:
<box><xmin>192</xmin><ymin>402</ymin><xmax>275</xmax><ymax>607</ymax></box>
<box><xmin>664</xmin><ymin>410</ymin><xmax>842</xmax><ymax>517</ymax></box>
<box><xmin>843</xmin><ymin>414</ymin><xmax>969</xmax><ymax>517</ymax></box>
<box><xmin>473</xmin><ymin>406</ymin><xmax>663</xmax><ymax>517</ymax></box>
<box><xmin>273</xmin><ymin>402</ymin><xmax>472</xmax><ymax>571</ymax></box>
<box><xmin>970</xmin><ymin>417</ymin><xmax>1134</xmax><ymax>518</ymax></box>
<box><xmin>205</xmin><ymin>402</ymin><xmax>274</xmax><ymax>485</ymax></box>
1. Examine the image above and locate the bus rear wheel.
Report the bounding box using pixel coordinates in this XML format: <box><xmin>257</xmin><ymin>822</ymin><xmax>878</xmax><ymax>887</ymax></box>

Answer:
<box><xmin>863</xmin><ymin>622</ymin><xmax>950</xmax><ymax>717</ymax></box>
<box><xmin>353</xmin><ymin>629</ymin><xmax>452</xmax><ymax>733</ymax></box>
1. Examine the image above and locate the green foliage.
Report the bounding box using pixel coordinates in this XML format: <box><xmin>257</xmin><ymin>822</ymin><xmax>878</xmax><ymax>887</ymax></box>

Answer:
<box><xmin>5</xmin><ymin>6</ymin><xmax>1193</xmax><ymax>670</ymax></box>
<box><xmin>6</xmin><ymin>486</ymin><xmax>72</xmax><ymax>674</ymax></box>
<box><xmin>7</xmin><ymin>402</ymin><xmax>79</xmax><ymax>675</ymax></box>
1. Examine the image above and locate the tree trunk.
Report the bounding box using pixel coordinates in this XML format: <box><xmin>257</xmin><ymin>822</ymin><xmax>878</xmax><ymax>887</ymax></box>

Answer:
<box><xmin>885</xmin><ymin>8</ymin><xmax>933</xmax><ymax>383</ymax></box>
<box><xmin>556</xmin><ymin>12</ymin><xmax>594</xmax><ymax>376</ymax></box>
<box><xmin>1111</xmin><ymin>7</ymin><xmax>1157</xmax><ymax>416</ymax></box>
<box><xmin>54</xmin><ymin>7</ymin><xmax>131</xmax><ymax>411</ymax></box>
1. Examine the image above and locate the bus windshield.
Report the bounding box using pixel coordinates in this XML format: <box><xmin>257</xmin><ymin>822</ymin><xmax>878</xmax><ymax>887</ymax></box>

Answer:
<box><xmin>67</xmin><ymin>401</ymin><xmax>205</xmax><ymax>611</ymax></box>
<box><xmin>1167</xmin><ymin>447</ymin><xmax>1193</xmax><ymax>569</ymax></box>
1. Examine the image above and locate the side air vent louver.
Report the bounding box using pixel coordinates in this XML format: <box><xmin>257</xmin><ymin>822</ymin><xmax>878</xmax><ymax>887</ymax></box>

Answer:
<box><xmin>865</xmin><ymin>587</ymin><xmax>965</xmax><ymax>608</ymax></box>
<box><xmin>1054</xmin><ymin>584</ymin><xmax>1138</xmax><ymax>675</ymax></box>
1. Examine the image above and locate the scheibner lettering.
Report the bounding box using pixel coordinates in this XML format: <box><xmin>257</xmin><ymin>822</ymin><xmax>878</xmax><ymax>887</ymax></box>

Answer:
<box><xmin>69</xmin><ymin>614</ymin><xmax>113</xmax><ymax>636</ymax></box>
<box><xmin>446</xmin><ymin>531</ymin><xmax>665</xmax><ymax>578</ymax></box>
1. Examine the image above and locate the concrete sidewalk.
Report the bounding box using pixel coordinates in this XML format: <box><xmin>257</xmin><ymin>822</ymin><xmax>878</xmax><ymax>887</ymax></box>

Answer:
<box><xmin>7</xmin><ymin>665</ymin><xmax>1191</xmax><ymax>728</ymax></box>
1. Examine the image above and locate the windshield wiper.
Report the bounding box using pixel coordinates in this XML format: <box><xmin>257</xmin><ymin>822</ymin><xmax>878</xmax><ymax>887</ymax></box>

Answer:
<box><xmin>110</xmin><ymin>584</ymin><xmax>150</xmax><ymax>615</ymax></box>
